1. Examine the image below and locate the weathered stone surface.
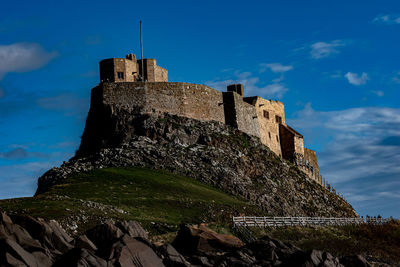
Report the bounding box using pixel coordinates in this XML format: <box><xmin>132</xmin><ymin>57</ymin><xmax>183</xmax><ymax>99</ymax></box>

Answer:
<box><xmin>74</xmin><ymin>234</ymin><xmax>97</xmax><ymax>251</ymax></box>
<box><xmin>36</xmin><ymin>113</ymin><xmax>356</xmax><ymax>218</ymax></box>
<box><xmin>84</xmin><ymin>222</ymin><xmax>123</xmax><ymax>249</ymax></box>
<box><xmin>158</xmin><ymin>244</ymin><xmax>191</xmax><ymax>267</ymax></box>
<box><xmin>108</xmin><ymin>235</ymin><xmax>164</xmax><ymax>267</ymax></box>
<box><xmin>116</xmin><ymin>220</ymin><xmax>148</xmax><ymax>240</ymax></box>
<box><xmin>53</xmin><ymin>248</ymin><xmax>107</xmax><ymax>267</ymax></box>
<box><xmin>172</xmin><ymin>224</ymin><xmax>244</xmax><ymax>254</ymax></box>
<box><xmin>0</xmin><ymin>238</ymin><xmax>40</xmax><ymax>267</ymax></box>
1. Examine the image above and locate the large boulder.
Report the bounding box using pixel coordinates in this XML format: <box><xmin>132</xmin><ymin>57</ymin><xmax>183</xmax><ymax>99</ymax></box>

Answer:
<box><xmin>172</xmin><ymin>224</ymin><xmax>244</xmax><ymax>254</ymax></box>
<box><xmin>107</xmin><ymin>235</ymin><xmax>164</xmax><ymax>267</ymax></box>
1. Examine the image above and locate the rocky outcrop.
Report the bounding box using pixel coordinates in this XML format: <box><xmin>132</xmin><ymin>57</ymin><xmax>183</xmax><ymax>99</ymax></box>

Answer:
<box><xmin>0</xmin><ymin>212</ymin><xmax>377</xmax><ymax>267</ymax></box>
<box><xmin>0</xmin><ymin>212</ymin><xmax>163</xmax><ymax>267</ymax></box>
<box><xmin>37</xmin><ymin>112</ymin><xmax>356</xmax><ymax>217</ymax></box>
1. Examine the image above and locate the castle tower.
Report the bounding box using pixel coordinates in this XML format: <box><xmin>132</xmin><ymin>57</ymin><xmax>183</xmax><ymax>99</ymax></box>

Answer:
<box><xmin>99</xmin><ymin>53</ymin><xmax>168</xmax><ymax>82</ymax></box>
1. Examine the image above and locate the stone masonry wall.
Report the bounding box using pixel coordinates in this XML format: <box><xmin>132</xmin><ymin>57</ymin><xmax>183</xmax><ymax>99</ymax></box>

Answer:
<box><xmin>223</xmin><ymin>92</ymin><xmax>260</xmax><ymax>138</ymax></box>
<box><xmin>247</xmin><ymin>97</ymin><xmax>285</xmax><ymax>156</ymax></box>
<box><xmin>102</xmin><ymin>82</ymin><xmax>226</xmax><ymax>125</ymax></box>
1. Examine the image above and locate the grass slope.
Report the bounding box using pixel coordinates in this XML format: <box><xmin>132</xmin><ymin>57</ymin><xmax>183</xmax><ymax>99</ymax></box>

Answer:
<box><xmin>0</xmin><ymin>167</ymin><xmax>264</xmax><ymax>235</ymax></box>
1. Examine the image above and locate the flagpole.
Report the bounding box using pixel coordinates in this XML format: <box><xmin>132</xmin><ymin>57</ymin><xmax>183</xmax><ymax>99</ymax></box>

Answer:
<box><xmin>140</xmin><ymin>20</ymin><xmax>144</xmax><ymax>82</ymax></box>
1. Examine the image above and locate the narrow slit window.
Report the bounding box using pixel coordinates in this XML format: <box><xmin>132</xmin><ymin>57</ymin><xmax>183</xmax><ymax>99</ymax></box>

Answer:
<box><xmin>276</xmin><ymin>135</ymin><xmax>279</xmax><ymax>142</ymax></box>
<box><xmin>268</xmin><ymin>132</ymin><xmax>271</xmax><ymax>139</ymax></box>
<box><xmin>263</xmin><ymin>110</ymin><xmax>269</xmax><ymax>119</ymax></box>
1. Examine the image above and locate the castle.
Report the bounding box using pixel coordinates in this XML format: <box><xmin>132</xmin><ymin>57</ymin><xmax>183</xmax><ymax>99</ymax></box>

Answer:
<box><xmin>97</xmin><ymin>53</ymin><xmax>322</xmax><ymax>185</ymax></box>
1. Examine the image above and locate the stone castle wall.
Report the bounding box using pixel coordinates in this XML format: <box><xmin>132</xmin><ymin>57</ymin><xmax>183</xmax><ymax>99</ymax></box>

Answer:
<box><xmin>101</xmin><ymin>82</ymin><xmax>226</xmax><ymax>124</ymax></box>
<box><xmin>96</xmin><ymin>81</ymin><xmax>322</xmax><ymax>186</ymax></box>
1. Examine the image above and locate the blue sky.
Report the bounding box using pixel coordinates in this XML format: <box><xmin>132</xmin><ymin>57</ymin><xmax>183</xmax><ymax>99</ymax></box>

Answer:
<box><xmin>0</xmin><ymin>0</ymin><xmax>399</xmax><ymax>218</ymax></box>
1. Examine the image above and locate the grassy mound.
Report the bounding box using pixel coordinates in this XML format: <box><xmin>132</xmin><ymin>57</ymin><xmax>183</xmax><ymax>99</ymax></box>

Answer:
<box><xmin>0</xmin><ymin>167</ymin><xmax>264</xmax><ymax>235</ymax></box>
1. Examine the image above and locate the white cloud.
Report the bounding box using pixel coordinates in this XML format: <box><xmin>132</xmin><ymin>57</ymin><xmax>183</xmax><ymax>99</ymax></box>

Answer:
<box><xmin>206</xmin><ymin>71</ymin><xmax>288</xmax><ymax>98</ymax></box>
<box><xmin>0</xmin><ymin>43</ymin><xmax>58</xmax><ymax>79</ymax></box>
<box><xmin>259</xmin><ymin>63</ymin><xmax>293</xmax><ymax>73</ymax></box>
<box><xmin>310</xmin><ymin>40</ymin><xmax>346</xmax><ymax>59</ymax></box>
<box><xmin>370</xmin><ymin>90</ymin><xmax>384</xmax><ymax>97</ymax></box>
<box><xmin>373</xmin><ymin>14</ymin><xmax>400</xmax><ymax>25</ymax></box>
<box><xmin>344</xmin><ymin>72</ymin><xmax>369</xmax><ymax>85</ymax></box>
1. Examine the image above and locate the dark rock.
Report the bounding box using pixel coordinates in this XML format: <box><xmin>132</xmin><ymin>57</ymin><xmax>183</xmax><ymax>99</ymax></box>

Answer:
<box><xmin>0</xmin><ymin>238</ymin><xmax>40</xmax><ymax>267</ymax></box>
<box><xmin>75</xmin><ymin>234</ymin><xmax>97</xmax><ymax>251</ymax></box>
<box><xmin>172</xmin><ymin>224</ymin><xmax>244</xmax><ymax>254</ymax></box>
<box><xmin>116</xmin><ymin>220</ymin><xmax>148</xmax><ymax>239</ymax></box>
<box><xmin>85</xmin><ymin>222</ymin><xmax>123</xmax><ymax>249</ymax></box>
<box><xmin>340</xmin><ymin>255</ymin><xmax>371</xmax><ymax>267</ymax></box>
<box><xmin>107</xmin><ymin>235</ymin><xmax>164</xmax><ymax>267</ymax></box>
<box><xmin>159</xmin><ymin>244</ymin><xmax>191</xmax><ymax>267</ymax></box>
<box><xmin>10</xmin><ymin>215</ymin><xmax>73</xmax><ymax>254</ymax></box>
<box><xmin>53</xmin><ymin>248</ymin><xmax>107</xmax><ymax>267</ymax></box>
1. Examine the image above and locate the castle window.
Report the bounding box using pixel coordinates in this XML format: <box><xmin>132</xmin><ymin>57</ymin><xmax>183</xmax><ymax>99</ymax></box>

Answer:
<box><xmin>275</xmin><ymin>115</ymin><xmax>282</xmax><ymax>124</ymax></box>
<box><xmin>268</xmin><ymin>132</ymin><xmax>271</xmax><ymax>139</ymax></box>
<box><xmin>263</xmin><ymin>110</ymin><xmax>269</xmax><ymax>119</ymax></box>
<box><xmin>117</xmin><ymin>72</ymin><xmax>124</xmax><ymax>79</ymax></box>
<box><xmin>276</xmin><ymin>135</ymin><xmax>279</xmax><ymax>142</ymax></box>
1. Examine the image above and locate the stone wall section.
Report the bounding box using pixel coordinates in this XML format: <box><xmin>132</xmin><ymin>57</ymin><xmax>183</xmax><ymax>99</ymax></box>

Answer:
<box><xmin>101</xmin><ymin>82</ymin><xmax>225</xmax><ymax>124</ymax></box>
<box><xmin>223</xmin><ymin>92</ymin><xmax>260</xmax><ymax>138</ymax></box>
<box><xmin>245</xmin><ymin>97</ymin><xmax>285</xmax><ymax>156</ymax></box>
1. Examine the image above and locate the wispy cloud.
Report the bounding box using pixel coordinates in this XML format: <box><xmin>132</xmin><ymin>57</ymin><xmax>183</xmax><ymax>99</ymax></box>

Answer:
<box><xmin>206</xmin><ymin>71</ymin><xmax>288</xmax><ymax>98</ymax></box>
<box><xmin>37</xmin><ymin>93</ymin><xmax>88</xmax><ymax>116</ymax></box>
<box><xmin>0</xmin><ymin>148</ymin><xmax>46</xmax><ymax>160</ymax></box>
<box><xmin>0</xmin><ymin>43</ymin><xmax>57</xmax><ymax>79</ymax></box>
<box><xmin>373</xmin><ymin>14</ymin><xmax>400</xmax><ymax>25</ymax></box>
<box><xmin>288</xmin><ymin>104</ymin><xmax>400</xmax><ymax>217</ymax></box>
<box><xmin>370</xmin><ymin>90</ymin><xmax>384</xmax><ymax>97</ymax></box>
<box><xmin>310</xmin><ymin>40</ymin><xmax>347</xmax><ymax>59</ymax></box>
<box><xmin>344</xmin><ymin>72</ymin><xmax>369</xmax><ymax>86</ymax></box>
<box><xmin>259</xmin><ymin>63</ymin><xmax>293</xmax><ymax>73</ymax></box>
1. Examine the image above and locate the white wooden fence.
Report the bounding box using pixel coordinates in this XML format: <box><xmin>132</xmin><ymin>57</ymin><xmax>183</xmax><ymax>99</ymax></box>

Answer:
<box><xmin>233</xmin><ymin>216</ymin><xmax>390</xmax><ymax>227</ymax></box>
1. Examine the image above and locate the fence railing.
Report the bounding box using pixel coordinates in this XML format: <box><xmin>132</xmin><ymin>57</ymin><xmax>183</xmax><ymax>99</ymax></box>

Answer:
<box><xmin>233</xmin><ymin>216</ymin><xmax>390</xmax><ymax>227</ymax></box>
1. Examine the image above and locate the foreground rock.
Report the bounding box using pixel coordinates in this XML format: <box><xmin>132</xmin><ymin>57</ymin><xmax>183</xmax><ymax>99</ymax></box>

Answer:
<box><xmin>0</xmin><ymin>212</ymin><xmax>381</xmax><ymax>266</ymax></box>
<box><xmin>36</xmin><ymin>113</ymin><xmax>356</xmax><ymax>218</ymax></box>
<box><xmin>0</xmin><ymin>212</ymin><xmax>163</xmax><ymax>266</ymax></box>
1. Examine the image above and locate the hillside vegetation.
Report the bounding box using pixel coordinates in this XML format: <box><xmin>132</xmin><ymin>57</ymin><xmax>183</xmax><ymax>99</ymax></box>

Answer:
<box><xmin>0</xmin><ymin>167</ymin><xmax>264</xmax><ymax>235</ymax></box>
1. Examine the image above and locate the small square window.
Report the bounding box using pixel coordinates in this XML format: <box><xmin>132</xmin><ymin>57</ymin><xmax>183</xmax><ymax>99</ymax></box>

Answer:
<box><xmin>117</xmin><ymin>72</ymin><xmax>124</xmax><ymax>79</ymax></box>
<box><xmin>275</xmin><ymin>115</ymin><xmax>282</xmax><ymax>124</ymax></box>
<box><xmin>263</xmin><ymin>110</ymin><xmax>269</xmax><ymax>119</ymax></box>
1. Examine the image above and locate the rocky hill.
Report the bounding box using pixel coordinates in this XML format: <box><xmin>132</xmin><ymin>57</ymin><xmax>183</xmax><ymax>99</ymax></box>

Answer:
<box><xmin>36</xmin><ymin>106</ymin><xmax>356</xmax><ymax>217</ymax></box>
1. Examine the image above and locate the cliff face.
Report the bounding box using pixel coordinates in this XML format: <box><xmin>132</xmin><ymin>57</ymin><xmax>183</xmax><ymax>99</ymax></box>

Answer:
<box><xmin>37</xmin><ymin>96</ymin><xmax>356</xmax><ymax>217</ymax></box>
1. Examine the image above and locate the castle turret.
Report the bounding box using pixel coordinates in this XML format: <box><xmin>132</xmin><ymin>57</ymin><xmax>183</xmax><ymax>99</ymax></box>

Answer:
<box><xmin>99</xmin><ymin>52</ymin><xmax>168</xmax><ymax>82</ymax></box>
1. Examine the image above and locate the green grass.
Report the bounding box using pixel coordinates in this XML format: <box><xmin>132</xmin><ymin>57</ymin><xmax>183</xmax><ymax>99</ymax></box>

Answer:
<box><xmin>0</xmin><ymin>167</ymin><xmax>264</xmax><ymax>235</ymax></box>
